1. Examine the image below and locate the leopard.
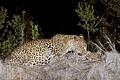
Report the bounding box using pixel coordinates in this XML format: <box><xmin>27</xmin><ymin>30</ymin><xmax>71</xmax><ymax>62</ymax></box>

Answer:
<box><xmin>5</xmin><ymin>34</ymin><xmax>87</xmax><ymax>66</ymax></box>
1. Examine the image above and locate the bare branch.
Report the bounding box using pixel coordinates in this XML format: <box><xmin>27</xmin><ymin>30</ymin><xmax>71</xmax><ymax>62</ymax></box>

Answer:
<box><xmin>90</xmin><ymin>41</ymin><xmax>105</xmax><ymax>53</ymax></box>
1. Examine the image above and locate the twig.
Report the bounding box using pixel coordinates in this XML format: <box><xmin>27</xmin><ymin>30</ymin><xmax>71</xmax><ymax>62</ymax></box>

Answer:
<box><xmin>91</xmin><ymin>41</ymin><xmax>105</xmax><ymax>53</ymax></box>
<box><xmin>97</xmin><ymin>39</ymin><xmax>106</xmax><ymax>50</ymax></box>
<box><xmin>103</xmin><ymin>32</ymin><xmax>115</xmax><ymax>51</ymax></box>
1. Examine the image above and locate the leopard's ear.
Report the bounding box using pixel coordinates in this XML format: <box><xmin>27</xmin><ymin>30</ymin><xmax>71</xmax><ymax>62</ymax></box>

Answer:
<box><xmin>78</xmin><ymin>34</ymin><xmax>84</xmax><ymax>39</ymax></box>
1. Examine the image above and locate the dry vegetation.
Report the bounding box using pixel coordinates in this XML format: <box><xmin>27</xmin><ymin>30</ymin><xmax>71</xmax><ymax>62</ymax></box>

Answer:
<box><xmin>0</xmin><ymin>49</ymin><xmax>120</xmax><ymax>80</ymax></box>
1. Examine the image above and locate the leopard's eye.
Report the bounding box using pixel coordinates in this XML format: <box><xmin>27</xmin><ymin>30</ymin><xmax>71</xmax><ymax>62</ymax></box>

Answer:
<box><xmin>73</xmin><ymin>36</ymin><xmax>76</xmax><ymax>39</ymax></box>
<box><xmin>77</xmin><ymin>53</ymin><xmax>82</xmax><ymax>56</ymax></box>
<box><xmin>67</xmin><ymin>50</ymin><xmax>74</xmax><ymax>53</ymax></box>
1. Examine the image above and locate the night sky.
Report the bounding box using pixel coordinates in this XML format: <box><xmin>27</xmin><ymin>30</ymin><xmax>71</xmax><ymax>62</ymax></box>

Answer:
<box><xmin>0</xmin><ymin>0</ymin><xmax>85</xmax><ymax>37</ymax></box>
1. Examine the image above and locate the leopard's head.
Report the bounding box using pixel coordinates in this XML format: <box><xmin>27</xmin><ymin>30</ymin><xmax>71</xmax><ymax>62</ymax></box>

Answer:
<box><xmin>67</xmin><ymin>34</ymin><xmax>87</xmax><ymax>56</ymax></box>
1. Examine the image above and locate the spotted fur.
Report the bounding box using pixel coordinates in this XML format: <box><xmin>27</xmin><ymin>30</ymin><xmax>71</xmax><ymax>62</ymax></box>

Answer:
<box><xmin>5</xmin><ymin>34</ymin><xmax>87</xmax><ymax>66</ymax></box>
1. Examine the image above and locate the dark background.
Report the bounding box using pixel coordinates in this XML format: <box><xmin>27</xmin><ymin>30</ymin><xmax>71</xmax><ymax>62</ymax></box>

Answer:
<box><xmin>0</xmin><ymin>0</ymin><xmax>85</xmax><ymax>37</ymax></box>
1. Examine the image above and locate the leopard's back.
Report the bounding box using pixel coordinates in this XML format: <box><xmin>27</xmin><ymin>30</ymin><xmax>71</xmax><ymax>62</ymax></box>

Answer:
<box><xmin>5</xmin><ymin>39</ymin><xmax>53</xmax><ymax>65</ymax></box>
